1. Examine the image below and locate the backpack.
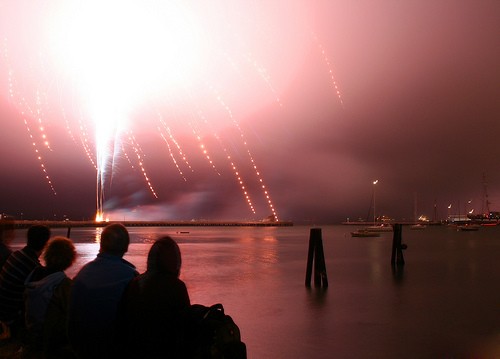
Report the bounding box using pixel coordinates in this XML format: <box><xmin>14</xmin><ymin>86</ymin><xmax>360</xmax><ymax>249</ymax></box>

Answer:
<box><xmin>184</xmin><ymin>303</ymin><xmax>247</xmax><ymax>359</ymax></box>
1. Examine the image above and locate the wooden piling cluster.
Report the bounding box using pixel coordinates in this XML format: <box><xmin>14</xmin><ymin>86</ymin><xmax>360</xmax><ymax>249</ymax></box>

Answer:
<box><xmin>305</xmin><ymin>224</ymin><xmax>409</xmax><ymax>288</ymax></box>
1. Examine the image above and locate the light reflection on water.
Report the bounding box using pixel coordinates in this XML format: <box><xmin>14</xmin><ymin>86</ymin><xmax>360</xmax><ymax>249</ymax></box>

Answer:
<box><xmin>9</xmin><ymin>225</ymin><xmax>500</xmax><ymax>358</ymax></box>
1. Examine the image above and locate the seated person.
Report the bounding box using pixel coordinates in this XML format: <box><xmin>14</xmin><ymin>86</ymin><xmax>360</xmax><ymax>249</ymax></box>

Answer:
<box><xmin>120</xmin><ymin>236</ymin><xmax>190</xmax><ymax>358</ymax></box>
<box><xmin>0</xmin><ymin>225</ymin><xmax>50</xmax><ymax>340</ymax></box>
<box><xmin>68</xmin><ymin>223</ymin><xmax>138</xmax><ymax>358</ymax></box>
<box><xmin>24</xmin><ymin>236</ymin><xmax>77</xmax><ymax>357</ymax></box>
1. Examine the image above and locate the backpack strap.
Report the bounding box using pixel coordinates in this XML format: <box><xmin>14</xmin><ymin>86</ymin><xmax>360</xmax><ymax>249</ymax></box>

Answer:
<box><xmin>204</xmin><ymin>303</ymin><xmax>224</xmax><ymax>319</ymax></box>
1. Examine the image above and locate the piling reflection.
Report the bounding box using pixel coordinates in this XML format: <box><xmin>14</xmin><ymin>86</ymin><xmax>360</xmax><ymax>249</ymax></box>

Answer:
<box><xmin>391</xmin><ymin>264</ymin><xmax>405</xmax><ymax>285</ymax></box>
<box><xmin>305</xmin><ymin>287</ymin><xmax>328</xmax><ymax>309</ymax></box>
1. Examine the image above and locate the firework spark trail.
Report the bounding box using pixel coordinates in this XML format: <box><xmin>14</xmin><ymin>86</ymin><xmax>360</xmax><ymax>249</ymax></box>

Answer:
<box><xmin>127</xmin><ymin>132</ymin><xmax>158</xmax><ymax>198</ymax></box>
<box><xmin>4</xmin><ymin>63</ymin><xmax>283</xmax><ymax>221</ymax></box>
<box><xmin>244</xmin><ymin>52</ymin><xmax>283</xmax><ymax>108</ymax></box>
<box><xmin>191</xmin><ymin>110</ymin><xmax>221</xmax><ymax>175</ymax></box>
<box><xmin>55</xmin><ymin>65</ymin><xmax>98</xmax><ymax>170</ymax></box>
<box><xmin>2</xmin><ymin>37</ymin><xmax>59</xmax><ymax>194</ymax></box>
<box><xmin>312</xmin><ymin>33</ymin><xmax>344</xmax><ymax>107</ymax></box>
<box><xmin>223</xmin><ymin>147</ymin><xmax>256</xmax><ymax>214</ymax></box>
<box><xmin>189</xmin><ymin>104</ymin><xmax>272</xmax><ymax>216</ymax></box>
<box><xmin>157</xmin><ymin>114</ymin><xmax>193</xmax><ymax>173</ymax></box>
<box><xmin>121</xmin><ymin>142</ymin><xmax>135</xmax><ymax>169</ymax></box>
<box><xmin>210</xmin><ymin>86</ymin><xmax>279</xmax><ymax>220</ymax></box>
<box><xmin>221</xmin><ymin>46</ymin><xmax>283</xmax><ymax>108</ymax></box>
<box><xmin>2</xmin><ymin>38</ymin><xmax>15</xmax><ymax>102</ymax></box>
<box><xmin>61</xmin><ymin>107</ymin><xmax>76</xmax><ymax>143</ymax></box>
<box><xmin>166</xmin><ymin>127</ymin><xmax>193</xmax><ymax>172</ymax></box>
<box><xmin>159</xmin><ymin>129</ymin><xmax>188</xmax><ymax>182</ymax></box>
<box><xmin>18</xmin><ymin>95</ymin><xmax>58</xmax><ymax>194</ymax></box>
<box><xmin>77</xmin><ymin>112</ymin><xmax>97</xmax><ymax>170</ymax></box>
<box><xmin>1</xmin><ymin>1</ymin><xmax>339</xmax><ymax>221</ymax></box>
<box><xmin>34</xmin><ymin>89</ymin><xmax>52</xmax><ymax>151</ymax></box>
<box><xmin>21</xmin><ymin>110</ymin><xmax>57</xmax><ymax>195</ymax></box>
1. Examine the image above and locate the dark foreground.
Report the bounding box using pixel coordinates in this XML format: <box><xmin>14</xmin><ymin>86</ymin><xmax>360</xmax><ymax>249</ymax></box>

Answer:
<box><xmin>2</xmin><ymin>225</ymin><xmax>500</xmax><ymax>358</ymax></box>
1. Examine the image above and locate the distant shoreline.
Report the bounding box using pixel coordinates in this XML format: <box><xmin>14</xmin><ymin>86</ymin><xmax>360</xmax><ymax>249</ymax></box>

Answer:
<box><xmin>12</xmin><ymin>220</ymin><xmax>294</xmax><ymax>229</ymax></box>
<box><xmin>341</xmin><ymin>221</ymin><xmax>444</xmax><ymax>226</ymax></box>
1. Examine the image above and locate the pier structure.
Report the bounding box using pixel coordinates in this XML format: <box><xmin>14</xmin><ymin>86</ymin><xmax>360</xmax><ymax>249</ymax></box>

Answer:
<box><xmin>12</xmin><ymin>220</ymin><xmax>294</xmax><ymax>229</ymax></box>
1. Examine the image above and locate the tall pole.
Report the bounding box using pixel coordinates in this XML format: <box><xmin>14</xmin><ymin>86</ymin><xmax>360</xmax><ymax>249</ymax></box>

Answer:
<box><xmin>433</xmin><ymin>199</ymin><xmax>437</xmax><ymax>222</ymax></box>
<box><xmin>373</xmin><ymin>180</ymin><xmax>378</xmax><ymax>224</ymax></box>
<box><xmin>482</xmin><ymin>172</ymin><xmax>490</xmax><ymax>216</ymax></box>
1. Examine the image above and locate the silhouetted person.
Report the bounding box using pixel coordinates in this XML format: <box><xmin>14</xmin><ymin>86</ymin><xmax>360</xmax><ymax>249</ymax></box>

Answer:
<box><xmin>119</xmin><ymin>236</ymin><xmax>190</xmax><ymax>358</ymax></box>
<box><xmin>68</xmin><ymin>223</ymin><xmax>138</xmax><ymax>358</ymax></box>
<box><xmin>0</xmin><ymin>216</ymin><xmax>15</xmax><ymax>270</ymax></box>
<box><xmin>24</xmin><ymin>236</ymin><xmax>77</xmax><ymax>358</ymax></box>
<box><xmin>0</xmin><ymin>224</ymin><xmax>51</xmax><ymax>340</ymax></box>
<box><xmin>0</xmin><ymin>217</ymin><xmax>16</xmax><ymax>341</ymax></box>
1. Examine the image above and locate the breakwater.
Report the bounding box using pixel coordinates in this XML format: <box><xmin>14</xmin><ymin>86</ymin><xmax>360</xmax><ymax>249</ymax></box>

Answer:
<box><xmin>13</xmin><ymin>220</ymin><xmax>293</xmax><ymax>229</ymax></box>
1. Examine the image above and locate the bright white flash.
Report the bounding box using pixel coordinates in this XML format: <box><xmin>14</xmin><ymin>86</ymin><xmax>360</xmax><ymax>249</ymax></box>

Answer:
<box><xmin>48</xmin><ymin>0</ymin><xmax>204</xmax><ymax>106</ymax></box>
<box><xmin>46</xmin><ymin>0</ymin><xmax>205</xmax><ymax>219</ymax></box>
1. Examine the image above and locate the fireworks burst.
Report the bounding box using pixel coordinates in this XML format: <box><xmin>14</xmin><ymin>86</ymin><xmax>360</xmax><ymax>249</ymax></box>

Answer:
<box><xmin>0</xmin><ymin>1</ymin><xmax>342</xmax><ymax>221</ymax></box>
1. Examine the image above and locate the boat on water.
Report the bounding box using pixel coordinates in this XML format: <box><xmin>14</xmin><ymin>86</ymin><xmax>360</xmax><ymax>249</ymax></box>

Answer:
<box><xmin>410</xmin><ymin>223</ymin><xmax>427</xmax><ymax>230</ymax></box>
<box><xmin>365</xmin><ymin>224</ymin><xmax>393</xmax><ymax>232</ymax></box>
<box><xmin>351</xmin><ymin>229</ymin><xmax>381</xmax><ymax>237</ymax></box>
<box><xmin>410</xmin><ymin>193</ymin><xmax>427</xmax><ymax>230</ymax></box>
<box><xmin>346</xmin><ymin>180</ymin><xmax>392</xmax><ymax>237</ymax></box>
<box><xmin>467</xmin><ymin>173</ymin><xmax>499</xmax><ymax>227</ymax></box>
<box><xmin>479</xmin><ymin>221</ymin><xmax>499</xmax><ymax>227</ymax></box>
<box><xmin>456</xmin><ymin>224</ymin><xmax>480</xmax><ymax>231</ymax></box>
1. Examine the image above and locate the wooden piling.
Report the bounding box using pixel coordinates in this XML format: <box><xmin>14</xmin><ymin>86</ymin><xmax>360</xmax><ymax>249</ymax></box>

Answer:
<box><xmin>391</xmin><ymin>223</ymin><xmax>405</xmax><ymax>266</ymax></box>
<box><xmin>66</xmin><ymin>226</ymin><xmax>71</xmax><ymax>238</ymax></box>
<box><xmin>305</xmin><ymin>228</ymin><xmax>328</xmax><ymax>288</ymax></box>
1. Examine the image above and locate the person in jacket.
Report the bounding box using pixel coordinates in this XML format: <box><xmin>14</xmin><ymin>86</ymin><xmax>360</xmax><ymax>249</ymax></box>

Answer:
<box><xmin>0</xmin><ymin>216</ymin><xmax>15</xmax><ymax>340</ymax></box>
<box><xmin>0</xmin><ymin>216</ymin><xmax>15</xmax><ymax>270</ymax></box>
<box><xmin>68</xmin><ymin>223</ymin><xmax>138</xmax><ymax>358</ymax></box>
<box><xmin>120</xmin><ymin>236</ymin><xmax>190</xmax><ymax>358</ymax></box>
<box><xmin>24</xmin><ymin>236</ymin><xmax>77</xmax><ymax>358</ymax></box>
<box><xmin>0</xmin><ymin>224</ymin><xmax>51</xmax><ymax>340</ymax></box>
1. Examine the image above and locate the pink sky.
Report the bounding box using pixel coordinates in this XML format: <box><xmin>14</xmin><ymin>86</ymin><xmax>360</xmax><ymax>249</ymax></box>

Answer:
<box><xmin>1</xmin><ymin>1</ymin><xmax>499</xmax><ymax>223</ymax></box>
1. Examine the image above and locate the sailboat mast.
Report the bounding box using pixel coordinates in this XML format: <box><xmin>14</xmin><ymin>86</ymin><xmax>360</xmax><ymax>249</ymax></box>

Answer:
<box><xmin>482</xmin><ymin>173</ymin><xmax>491</xmax><ymax>216</ymax></box>
<box><xmin>414</xmin><ymin>192</ymin><xmax>417</xmax><ymax>223</ymax></box>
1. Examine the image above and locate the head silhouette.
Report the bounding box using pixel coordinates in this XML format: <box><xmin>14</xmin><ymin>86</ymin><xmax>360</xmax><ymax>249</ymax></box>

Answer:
<box><xmin>146</xmin><ymin>236</ymin><xmax>182</xmax><ymax>277</ymax></box>
<box><xmin>26</xmin><ymin>225</ymin><xmax>51</xmax><ymax>252</ymax></box>
<box><xmin>44</xmin><ymin>236</ymin><xmax>77</xmax><ymax>272</ymax></box>
<box><xmin>0</xmin><ymin>217</ymin><xmax>15</xmax><ymax>245</ymax></box>
<box><xmin>99</xmin><ymin>223</ymin><xmax>129</xmax><ymax>257</ymax></box>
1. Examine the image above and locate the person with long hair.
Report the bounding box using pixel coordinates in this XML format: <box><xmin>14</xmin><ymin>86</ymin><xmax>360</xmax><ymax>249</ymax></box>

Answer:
<box><xmin>24</xmin><ymin>236</ymin><xmax>77</xmax><ymax>358</ymax></box>
<box><xmin>120</xmin><ymin>236</ymin><xmax>190</xmax><ymax>358</ymax></box>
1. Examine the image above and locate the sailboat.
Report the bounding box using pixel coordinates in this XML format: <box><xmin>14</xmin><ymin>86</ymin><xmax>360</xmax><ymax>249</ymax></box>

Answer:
<box><xmin>364</xmin><ymin>180</ymin><xmax>393</xmax><ymax>232</ymax></box>
<box><xmin>351</xmin><ymin>180</ymin><xmax>390</xmax><ymax>237</ymax></box>
<box><xmin>350</xmin><ymin>228</ymin><xmax>381</xmax><ymax>237</ymax></box>
<box><xmin>467</xmin><ymin>173</ymin><xmax>499</xmax><ymax>226</ymax></box>
<box><xmin>410</xmin><ymin>192</ymin><xmax>426</xmax><ymax>230</ymax></box>
<box><xmin>410</xmin><ymin>223</ymin><xmax>426</xmax><ymax>230</ymax></box>
<box><xmin>365</xmin><ymin>223</ymin><xmax>393</xmax><ymax>232</ymax></box>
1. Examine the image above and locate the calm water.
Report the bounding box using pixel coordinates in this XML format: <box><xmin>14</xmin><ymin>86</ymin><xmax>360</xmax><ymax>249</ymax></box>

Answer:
<box><xmin>10</xmin><ymin>225</ymin><xmax>500</xmax><ymax>358</ymax></box>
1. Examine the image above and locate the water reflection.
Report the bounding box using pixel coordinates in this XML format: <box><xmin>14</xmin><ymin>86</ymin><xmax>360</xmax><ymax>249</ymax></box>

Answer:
<box><xmin>9</xmin><ymin>225</ymin><xmax>500</xmax><ymax>358</ymax></box>
<box><xmin>305</xmin><ymin>287</ymin><xmax>328</xmax><ymax>309</ymax></box>
<box><xmin>391</xmin><ymin>264</ymin><xmax>405</xmax><ymax>285</ymax></box>
<box><xmin>94</xmin><ymin>227</ymin><xmax>102</xmax><ymax>243</ymax></box>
